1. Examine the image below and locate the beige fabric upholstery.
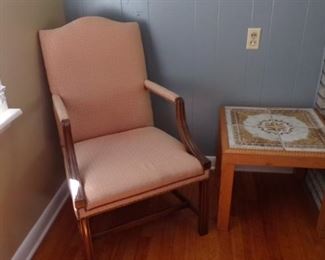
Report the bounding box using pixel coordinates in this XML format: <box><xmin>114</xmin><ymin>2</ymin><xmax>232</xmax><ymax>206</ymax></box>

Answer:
<box><xmin>74</xmin><ymin>127</ymin><xmax>204</xmax><ymax>211</ymax></box>
<box><xmin>39</xmin><ymin>17</ymin><xmax>153</xmax><ymax>142</ymax></box>
<box><xmin>39</xmin><ymin>17</ymin><xmax>210</xmax><ymax>221</ymax></box>
<box><xmin>144</xmin><ymin>80</ymin><xmax>179</xmax><ymax>103</ymax></box>
<box><xmin>79</xmin><ymin>170</ymin><xmax>209</xmax><ymax>218</ymax></box>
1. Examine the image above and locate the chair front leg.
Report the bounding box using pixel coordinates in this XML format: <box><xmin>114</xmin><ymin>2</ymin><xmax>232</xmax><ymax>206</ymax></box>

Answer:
<box><xmin>198</xmin><ymin>179</ymin><xmax>209</xmax><ymax>235</ymax></box>
<box><xmin>79</xmin><ymin>218</ymin><xmax>94</xmax><ymax>260</ymax></box>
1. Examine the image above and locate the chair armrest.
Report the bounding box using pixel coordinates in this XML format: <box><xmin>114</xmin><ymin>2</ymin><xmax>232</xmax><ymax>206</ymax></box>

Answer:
<box><xmin>144</xmin><ymin>81</ymin><xmax>211</xmax><ymax>170</ymax></box>
<box><xmin>144</xmin><ymin>80</ymin><xmax>179</xmax><ymax>103</ymax></box>
<box><xmin>175</xmin><ymin>98</ymin><xmax>211</xmax><ymax>170</ymax></box>
<box><xmin>52</xmin><ymin>95</ymin><xmax>86</xmax><ymax>210</ymax></box>
<box><xmin>52</xmin><ymin>94</ymin><xmax>69</xmax><ymax>123</ymax></box>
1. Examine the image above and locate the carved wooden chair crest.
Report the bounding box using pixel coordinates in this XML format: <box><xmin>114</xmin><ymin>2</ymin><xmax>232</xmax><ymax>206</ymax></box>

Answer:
<box><xmin>39</xmin><ymin>16</ymin><xmax>210</xmax><ymax>259</ymax></box>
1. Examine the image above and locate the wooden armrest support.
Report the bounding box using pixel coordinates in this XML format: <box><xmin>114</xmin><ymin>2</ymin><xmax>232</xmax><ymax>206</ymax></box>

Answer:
<box><xmin>144</xmin><ymin>81</ymin><xmax>211</xmax><ymax>170</ymax></box>
<box><xmin>52</xmin><ymin>95</ymin><xmax>69</xmax><ymax>122</ymax></box>
<box><xmin>52</xmin><ymin>95</ymin><xmax>86</xmax><ymax>209</ymax></box>
<box><xmin>176</xmin><ymin>97</ymin><xmax>211</xmax><ymax>170</ymax></box>
<box><xmin>144</xmin><ymin>80</ymin><xmax>179</xmax><ymax>103</ymax></box>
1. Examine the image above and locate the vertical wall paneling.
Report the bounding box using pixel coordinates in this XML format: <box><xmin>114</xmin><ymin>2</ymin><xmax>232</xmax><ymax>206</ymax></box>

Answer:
<box><xmin>148</xmin><ymin>0</ymin><xmax>196</xmax><ymax>136</ymax></box>
<box><xmin>260</xmin><ymin>0</ymin><xmax>308</xmax><ymax>106</ymax></box>
<box><xmin>64</xmin><ymin>0</ymin><xmax>84</xmax><ymax>21</ymax></box>
<box><xmin>245</xmin><ymin>0</ymin><xmax>273</xmax><ymax>106</ymax></box>
<box><xmin>64</xmin><ymin>0</ymin><xmax>325</xmax><ymax>154</ymax></box>
<box><xmin>215</xmin><ymin>1</ymin><xmax>251</xmax><ymax>105</ymax></box>
<box><xmin>294</xmin><ymin>1</ymin><xmax>325</xmax><ymax>107</ymax></box>
<box><xmin>83</xmin><ymin>0</ymin><xmax>122</xmax><ymax>20</ymax></box>
<box><xmin>192</xmin><ymin>0</ymin><xmax>219</xmax><ymax>151</ymax></box>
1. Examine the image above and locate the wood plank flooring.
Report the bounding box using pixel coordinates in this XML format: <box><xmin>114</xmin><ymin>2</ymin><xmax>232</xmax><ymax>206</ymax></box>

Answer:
<box><xmin>34</xmin><ymin>172</ymin><xmax>325</xmax><ymax>260</ymax></box>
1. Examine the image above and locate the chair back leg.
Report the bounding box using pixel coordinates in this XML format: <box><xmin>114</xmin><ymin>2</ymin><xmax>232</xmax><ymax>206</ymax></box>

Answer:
<box><xmin>198</xmin><ymin>179</ymin><xmax>209</xmax><ymax>235</ymax></box>
<box><xmin>79</xmin><ymin>218</ymin><xmax>94</xmax><ymax>260</ymax></box>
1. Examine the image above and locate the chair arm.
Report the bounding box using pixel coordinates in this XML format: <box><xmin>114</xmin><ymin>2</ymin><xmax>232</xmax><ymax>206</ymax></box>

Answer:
<box><xmin>144</xmin><ymin>80</ymin><xmax>179</xmax><ymax>103</ymax></box>
<box><xmin>52</xmin><ymin>94</ymin><xmax>69</xmax><ymax>123</ymax></box>
<box><xmin>144</xmin><ymin>81</ymin><xmax>211</xmax><ymax>170</ymax></box>
<box><xmin>175</xmin><ymin>98</ymin><xmax>211</xmax><ymax>170</ymax></box>
<box><xmin>52</xmin><ymin>95</ymin><xmax>87</xmax><ymax>210</ymax></box>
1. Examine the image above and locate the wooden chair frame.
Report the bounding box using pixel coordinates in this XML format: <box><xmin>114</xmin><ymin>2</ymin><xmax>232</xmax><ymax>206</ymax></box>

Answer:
<box><xmin>52</xmin><ymin>80</ymin><xmax>211</xmax><ymax>259</ymax></box>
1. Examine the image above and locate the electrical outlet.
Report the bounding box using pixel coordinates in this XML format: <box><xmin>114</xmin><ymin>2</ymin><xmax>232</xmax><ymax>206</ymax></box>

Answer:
<box><xmin>246</xmin><ymin>28</ymin><xmax>261</xmax><ymax>50</ymax></box>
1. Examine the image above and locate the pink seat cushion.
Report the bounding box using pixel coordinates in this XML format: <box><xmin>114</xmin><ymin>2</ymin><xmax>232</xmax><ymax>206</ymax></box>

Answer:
<box><xmin>74</xmin><ymin>127</ymin><xmax>203</xmax><ymax>210</ymax></box>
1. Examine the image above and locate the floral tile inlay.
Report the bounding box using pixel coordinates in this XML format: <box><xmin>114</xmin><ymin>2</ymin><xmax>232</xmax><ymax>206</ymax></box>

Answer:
<box><xmin>225</xmin><ymin>106</ymin><xmax>325</xmax><ymax>152</ymax></box>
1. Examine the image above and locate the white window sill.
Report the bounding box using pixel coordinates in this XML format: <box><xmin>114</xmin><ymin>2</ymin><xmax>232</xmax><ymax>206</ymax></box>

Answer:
<box><xmin>0</xmin><ymin>109</ymin><xmax>22</xmax><ymax>133</ymax></box>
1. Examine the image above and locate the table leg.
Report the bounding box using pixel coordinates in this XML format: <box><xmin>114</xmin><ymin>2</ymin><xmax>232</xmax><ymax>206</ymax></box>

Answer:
<box><xmin>317</xmin><ymin>194</ymin><xmax>325</xmax><ymax>238</ymax></box>
<box><xmin>217</xmin><ymin>163</ymin><xmax>235</xmax><ymax>231</ymax></box>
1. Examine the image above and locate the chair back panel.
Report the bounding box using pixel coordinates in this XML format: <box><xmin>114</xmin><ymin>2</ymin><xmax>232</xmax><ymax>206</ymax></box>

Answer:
<box><xmin>40</xmin><ymin>17</ymin><xmax>153</xmax><ymax>142</ymax></box>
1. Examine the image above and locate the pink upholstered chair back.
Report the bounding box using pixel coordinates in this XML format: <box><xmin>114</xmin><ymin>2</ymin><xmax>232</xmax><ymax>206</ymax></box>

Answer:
<box><xmin>40</xmin><ymin>17</ymin><xmax>153</xmax><ymax>143</ymax></box>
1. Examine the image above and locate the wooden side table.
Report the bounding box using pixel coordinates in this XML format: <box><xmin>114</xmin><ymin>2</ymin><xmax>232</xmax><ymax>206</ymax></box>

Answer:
<box><xmin>217</xmin><ymin>106</ymin><xmax>325</xmax><ymax>237</ymax></box>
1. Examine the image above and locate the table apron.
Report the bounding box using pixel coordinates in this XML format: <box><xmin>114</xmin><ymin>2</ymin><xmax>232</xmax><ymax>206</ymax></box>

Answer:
<box><xmin>221</xmin><ymin>152</ymin><xmax>325</xmax><ymax>169</ymax></box>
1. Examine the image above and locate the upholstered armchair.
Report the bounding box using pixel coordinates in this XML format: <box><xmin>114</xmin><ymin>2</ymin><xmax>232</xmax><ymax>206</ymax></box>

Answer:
<box><xmin>39</xmin><ymin>17</ymin><xmax>211</xmax><ymax>259</ymax></box>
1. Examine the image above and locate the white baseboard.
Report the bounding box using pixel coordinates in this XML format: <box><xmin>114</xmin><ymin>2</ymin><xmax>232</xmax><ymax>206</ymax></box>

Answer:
<box><xmin>12</xmin><ymin>181</ymin><xmax>69</xmax><ymax>260</ymax></box>
<box><xmin>206</xmin><ymin>156</ymin><xmax>217</xmax><ymax>170</ymax></box>
<box><xmin>206</xmin><ymin>156</ymin><xmax>293</xmax><ymax>174</ymax></box>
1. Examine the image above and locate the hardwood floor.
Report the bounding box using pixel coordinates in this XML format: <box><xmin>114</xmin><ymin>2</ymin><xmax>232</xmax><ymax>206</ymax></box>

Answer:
<box><xmin>34</xmin><ymin>172</ymin><xmax>325</xmax><ymax>260</ymax></box>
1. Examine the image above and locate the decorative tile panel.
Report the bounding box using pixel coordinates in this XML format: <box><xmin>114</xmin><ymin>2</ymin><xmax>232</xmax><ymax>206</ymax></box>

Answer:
<box><xmin>225</xmin><ymin>106</ymin><xmax>325</xmax><ymax>152</ymax></box>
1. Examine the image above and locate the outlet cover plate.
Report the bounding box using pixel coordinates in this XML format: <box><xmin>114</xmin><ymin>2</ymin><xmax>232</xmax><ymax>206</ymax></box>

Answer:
<box><xmin>246</xmin><ymin>28</ymin><xmax>262</xmax><ymax>50</ymax></box>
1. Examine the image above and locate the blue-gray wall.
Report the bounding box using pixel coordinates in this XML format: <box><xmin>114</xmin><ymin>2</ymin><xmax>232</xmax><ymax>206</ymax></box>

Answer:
<box><xmin>64</xmin><ymin>0</ymin><xmax>325</xmax><ymax>154</ymax></box>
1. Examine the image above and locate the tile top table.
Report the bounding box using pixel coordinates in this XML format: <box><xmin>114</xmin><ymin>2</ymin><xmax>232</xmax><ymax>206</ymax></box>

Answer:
<box><xmin>226</xmin><ymin>106</ymin><xmax>325</xmax><ymax>152</ymax></box>
<box><xmin>217</xmin><ymin>106</ymin><xmax>325</xmax><ymax>237</ymax></box>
